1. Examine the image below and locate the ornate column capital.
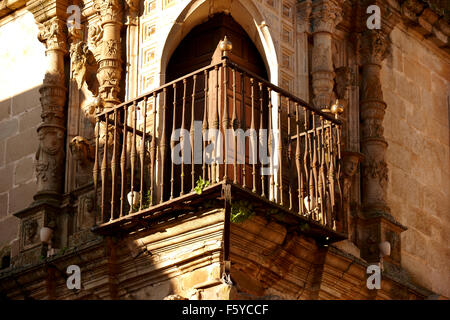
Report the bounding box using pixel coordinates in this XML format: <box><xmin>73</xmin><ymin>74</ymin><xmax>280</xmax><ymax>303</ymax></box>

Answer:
<box><xmin>37</xmin><ymin>17</ymin><xmax>68</xmax><ymax>55</ymax></box>
<box><xmin>359</xmin><ymin>29</ymin><xmax>389</xmax><ymax>66</ymax></box>
<box><xmin>297</xmin><ymin>0</ymin><xmax>312</xmax><ymax>34</ymax></box>
<box><xmin>311</xmin><ymin>0</ymin><xmax>345</xmax><ymax>34</ymax></box>
<box><xmin>94</xmin><ymin>0</ymin><xmax>123</xmax><ymax>25</ymax></box>
<box><xmin>125</xmin><ymin>0</ymin><xmax>139</xmax><ymax>26</ymax></box>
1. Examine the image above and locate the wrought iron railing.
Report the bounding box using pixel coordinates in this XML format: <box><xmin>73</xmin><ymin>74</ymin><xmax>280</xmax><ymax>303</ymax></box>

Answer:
<box><xmin>93</xmin><ymin>57</ymin><xmax>343</xmax><ymax>231</ymax></box>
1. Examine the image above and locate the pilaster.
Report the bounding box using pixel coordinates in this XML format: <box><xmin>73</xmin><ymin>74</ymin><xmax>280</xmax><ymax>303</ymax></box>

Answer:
<box><xmin>356</xmin><ymin>2</ymin><xmax>406</xmax><ymax>266</ymax></box>
<box><xmin>310</xmin><ymin>0</ymin><xmax>344</xmax><ymax>109</ymax></box>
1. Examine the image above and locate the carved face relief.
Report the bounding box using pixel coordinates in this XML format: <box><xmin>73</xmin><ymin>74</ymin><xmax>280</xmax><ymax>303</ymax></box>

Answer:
<box><xmin>40</xmin><ymin>129</ymin><xmax>64</xmax><ymax>156</ymax></box>
<box><xmin>70</xmin><ymin>136</ymin><xmax>93</xmax><ymax>163</ymax></box>
<box><xmin>343</xmin><ymin>157</ymin><xmax>358</xmax><ymax>177</ymax></box>
<box><xmin>24</xmin><ymin>220</ymin><xmax>38</xmax><ymax>246</ymax></box>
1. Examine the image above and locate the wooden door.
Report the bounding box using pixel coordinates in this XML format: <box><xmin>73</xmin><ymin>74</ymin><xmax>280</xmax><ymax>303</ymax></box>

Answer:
<box><xmin>165</xmin><ymin>13</ymin><xmax>268</xmax><ymax>198</ymax></box>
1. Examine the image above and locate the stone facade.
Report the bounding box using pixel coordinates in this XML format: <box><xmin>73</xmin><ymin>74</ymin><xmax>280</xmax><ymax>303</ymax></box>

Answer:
<box><xmin>0</xmin><ymin>0</ymin><xmax>449</xmax><ymax>300</ymax></box>
<box><xmin>0</xmin><ymin>10</ymin><xmax>45</xmax><ymax>252</ymax></box>
<box><xmin>382</xmin><ymin>25</ymin><xmax>450</xmax><ymax>297</ymax></box>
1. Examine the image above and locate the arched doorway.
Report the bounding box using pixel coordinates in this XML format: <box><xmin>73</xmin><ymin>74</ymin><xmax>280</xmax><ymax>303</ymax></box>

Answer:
<box><xmin>164</xmin><ymin>13</ymin><xmax>269</xmax><ymax>198</ymax></box>
<box><xmin>166</xmin><ymin>13</ymin><xmax>267</xmax><ymax>81</ymax></box>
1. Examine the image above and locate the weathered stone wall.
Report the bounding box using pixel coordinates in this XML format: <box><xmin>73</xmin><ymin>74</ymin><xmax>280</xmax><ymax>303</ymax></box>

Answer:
<box><xmin>0</xmin><ymin>11</ymin><xmax>46</xmax><ymax>251</ymax></box>
<box><xmin>382</xmin><ymin>25</ymin><xmax>450</xmax><ymax>298</ymax></box>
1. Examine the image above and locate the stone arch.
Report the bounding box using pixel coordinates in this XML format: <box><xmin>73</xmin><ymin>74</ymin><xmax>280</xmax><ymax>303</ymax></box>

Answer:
<box><xmin>158</xmin><ymin>0</ymin><xmax>278</xmax><ymax>85</ymax></box>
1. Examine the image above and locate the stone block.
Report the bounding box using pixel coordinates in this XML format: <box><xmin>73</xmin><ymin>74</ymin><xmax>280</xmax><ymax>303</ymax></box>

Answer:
<box><xmin>11</xmin><ymin>86</ymin><xmax>40</xmax><ymax>116</ymax></box>
<box><xmin>0</xmin><ymin>97</ymin><xmax>10</xmax><ymax>122</ymax></box>
<box><xmin>8</xmin><ymin>180</ymin><xmax>36</xmax><ymax>214</ymax></box>
<box><xmin>431</xmin><ymin>93</ymin><xmax>449</xmax><ymax>127</ymax></box>
<box><xmin>14</xmin><ymin>156</ymin><xmax>34</xmax><ymax>185</ymax></box>
<box><xmin>402</xmin><ymin>252</ymin><xmax>432</xmax><ymax>290</ymax></box>
<box><xmin>0</xmin><ymin>118</ymin><xmax>18</xmax><ymax>140</ymax></box>
<box><xmin>0</xmin><ymin>193</ymin><xmax>7</xmax><ymax>218</ymax></box>
<box><xmin>18</xmin><ymin>106</ymin><xmax>40</xmax><ymax>132</ymax></box>
<box><xmin>409</xmin><ymin>207</ymin><xmax>430</xmax><ymax>236</ymax></box>
<box><xmin>396</xmin><ymin>76</ymin><xmax>421</xmax><ymax>106</ymax></box>
<box><xmin>5</xmin><ymin>127</ymin><xmax>38</xmax><ymax>163</ymax></box>
<box><xmin>404</xmin><ymin>57</ymin><xmax>431</xmax><ymax>92</ymax></box>
<box><xmin>393</xmin><ymin>46</ymin><xmax>403</xmax><ymax>72</ymax></box>
<box><xmin>0</xmin><ymin>163</ymin><xmax>14</xmax><ymax>193</ymax></box>
<box><xmin>380</xmin><ymin>68</ymin><xmax>396</xmax><ymax>92</ymax></box>
<box><xmin>0</xmin><ymin>216</ymin><xmax>19</xmax><ymax>246</ymax></box>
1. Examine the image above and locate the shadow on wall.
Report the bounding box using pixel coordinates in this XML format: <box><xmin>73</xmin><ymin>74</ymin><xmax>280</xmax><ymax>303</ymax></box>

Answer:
<box><xmin>0</xmin><ymin>85</ymin><xmax>42</xmax><ymax>258</ymax></box>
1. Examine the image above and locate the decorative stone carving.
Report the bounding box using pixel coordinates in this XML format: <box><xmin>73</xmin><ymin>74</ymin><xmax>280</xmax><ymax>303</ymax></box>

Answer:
<box><xmin>70</xmin><ymin>136</ymin><xmax>95</xmax><ymax>166</ymax></box>
<box><xmin>297</xmin><ymin>0</ymin><xmax>312</xmax><ymax>34</ymax></box>
<box><xmin>335</xmin><ymin>66</ymin><xmax>352</xmax><ymax>101</ymax></box>
<box><xmin>88</xmin><ymin>23</ymin><xmax>104</xmax><ymax>50</ymax></box>
<box><xmin>38</xmin><ymin>19</ymin><xmax>66</xmax><ymax>52</ymax></box>
<box><xmin>125</xmin><ymin>0</ymin><xmax>139</xmax><ymax>25</ymax></box>
<box><xmin>360</xmin><ymin>29</ymin><xmax>389</xmax><ymax>66</ymax></box>
<box><xmin>70</xmin><ymin>41</ymin><xmax>99</xmax><ymax>92</ymax></box>
<box><xmin>362</xmin><ymin>158</ymin><xmax>388</xmax><ymax>193</ymax></box>
<box><xmin>356</xmin><ymin>9</ymin><xmax>407</xmax><ymax>264</ymax></box>
<box><xmin>311</xmin><ymin>0</ymin><xmax>344</xmax><ymax>34</ymax></box>
<box><xmin>34</xmin><ymin>17</ymin><xmax>68</xmax><ymax>203</ymax></box>
<box><xmin>310</xmin><ymin>0</ymin><xmax>345</xmax><ymax>109</ymax></box>
<box><xmin>94</xmin><ymin>0</ymin><xmax>123</xmax><ymax>109</ymax></box>
<box><xmin>359</xmin><ymin>29</ymin><xmax>390</xmax><ymax>213</ymax></box>
<box><xmin>342</xmin><ymin>151</ymin><xmax>364</xmax><ymax>243</ymax></box>
<box><xmin>35</xmin><ymin>126</ymin><xmax>65</xmax><ymax>194</ymax></box>
<box><xmin>23</xmin><ymin>220</ymin><xmax>38</xmax><ymax>247</ymax></box>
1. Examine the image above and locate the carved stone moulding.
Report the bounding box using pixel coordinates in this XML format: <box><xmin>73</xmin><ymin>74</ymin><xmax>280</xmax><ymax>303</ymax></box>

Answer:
<box><xmin>27</xmin><ymin>0</ymin><xmax>70</xmax><ymax>24</ymax></box>
<box><xmin>37</xmin><ymin>16</ymin><xmax>68</xmax><ymax>54</ymax></box>
<box><xmin>311</xmin><ymin>0</ymin><xmax>344</xmax><ymax>34</ymax></box>
<box><xmin>94</xmin><ymin>0</ymin><xmax>123</xmax><ymax>25</ymax></box>
<box><xmin>360</xmin><ymin>30</ymin><xmax>389</xmax><ymax>66</ymax></box>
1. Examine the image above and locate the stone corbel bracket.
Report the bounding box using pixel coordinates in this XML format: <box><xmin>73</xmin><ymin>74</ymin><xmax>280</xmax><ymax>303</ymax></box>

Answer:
<box><xmin>399</xmin><ymin>0</ymin><xmax>450</xmax><ymax>52</ymax></box>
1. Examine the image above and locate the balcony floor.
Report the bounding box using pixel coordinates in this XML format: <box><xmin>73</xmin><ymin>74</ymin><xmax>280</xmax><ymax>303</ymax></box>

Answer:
<box><xmin>91</xmin><ymin>181</ymin><xmax>347</xmax><ymax>245</ymax></box>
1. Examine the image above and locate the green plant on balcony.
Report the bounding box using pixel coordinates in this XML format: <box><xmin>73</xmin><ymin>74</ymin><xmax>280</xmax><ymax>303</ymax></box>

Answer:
<box><xmin>194</xmin><ymin>177</ymin><xmax>210</xmax><ymax>195</ymax></box>
<box><xmin>231</xmin><ymin>200</ymin><xmax>255</xmax><ymax>224</ymax></box>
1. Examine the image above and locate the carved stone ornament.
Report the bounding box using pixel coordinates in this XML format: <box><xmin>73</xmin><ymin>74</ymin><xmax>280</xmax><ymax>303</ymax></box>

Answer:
<box><xmin>311</xmin><ymin>0</ymin><xmax>344</xmax><ymax>34</ymax></box>
<box><xmin>362</xmin><ymin>158</ymin><xmax>388</xmax><ymax>189</ymax></box>
<box><xmin>360</xmin><ymin>30</ymin><xmax>389</xmax><ymax>66</ymax></box>
<box><xmin>70</xmin><ymin>136</ymin><xmax>94</xmax><ymax>165</ymax></box>
<box><xmin>38</xmin><ymin>18</ymin><xmax>67</xmax><ymax>53</ymax></box>
<box><xmin>35</xmin><ymin>126</ymin><xmax>65</xmax><ymax>194</ymax></box>
<box><xmin>88</xmin><ymin>23</ymin><xmax>104</xmax><ymax>49</ymax></box>
<box><xmin>94</xmin><ymin>0</ymin><xmax>123</xmax><ymax>23</ymax></box>
<box><xmin>70</xmin><ymin>41</ymin><xmax>99</xmax><ymax>91</ymax></box>
<box><xmin>361</xmin><ymin>118</ymin><xmax>384</xmax><ymax>140</ymax></box>
<box><xmin>23</xmin><ymin>219</ymin><xmax>38</xmax><ymax>246</ymax></box>
<box><xmin>335</xmin><ymin>66</ymin><xmax>353</xmax><ymax>100</ymax></box>
<box><xmin>297</xmin><ymin>0</ymin><xmax>312</xmax><ymax>33</ymax></box>
<box><xmin>342</xmin><ymin>151</ymin><xmax>364</xmax><ymax>243</ymax></box>
<box><xmin>104</xmin><ymin>39</ymin><xmax>118</xmax><ymax>57</ymax></box>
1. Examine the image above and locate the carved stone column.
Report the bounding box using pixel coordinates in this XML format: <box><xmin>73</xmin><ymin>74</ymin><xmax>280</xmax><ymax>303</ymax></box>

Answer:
<box><xmin>359</xmin><ymin>30</ymin><xmax>389</xmax><ymax>214</ymax></box>
<box><xmin>94</xmin><ymin>0</ymin><xmax>123</xmax><ymax>109</ymax></box>
<box><xmin>34</xmin><ymin>17</ymin><xmax>68</xmax><ymax>203</ymax></box>
<box><xmin>358</xmin><ymin>28</ymin><xmax>406</xmax><ymax>267</ymax></box>
<box><xmin>310</xmin><ymin>0</ymin><xmax>344</xmax><ymax>109</ymax></box>
<box><xmin>296</xmin><ymin>0</ymin><xmax>312</xmax><ymax>101</ymax></box>
<box><xmin>11</xmin><ymin>2</ymin><xmax>70</xmax><ymax>265</ymax></box>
